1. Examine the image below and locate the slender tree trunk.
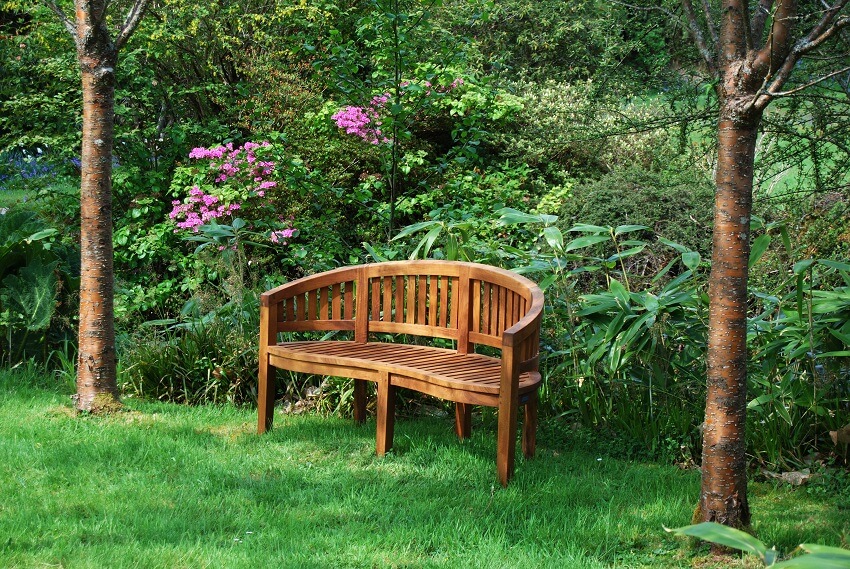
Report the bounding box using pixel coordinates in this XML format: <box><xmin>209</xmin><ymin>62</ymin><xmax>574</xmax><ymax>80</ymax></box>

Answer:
<box><xmin>699</xmin><ymin>113</ymin><xmax>759</xmax><ymax>528</ymax></box>
<box><xmin>74</xmin><ymin>10</ymin><xmax>120</xmax><ymax>412</ymax></box>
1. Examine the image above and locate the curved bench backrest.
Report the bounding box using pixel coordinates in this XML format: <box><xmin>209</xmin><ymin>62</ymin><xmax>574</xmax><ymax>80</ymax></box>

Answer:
<box><xmin>263</xmin><ymin>260</ymin><xmax>542</xmax><ymax>365</ymax></box>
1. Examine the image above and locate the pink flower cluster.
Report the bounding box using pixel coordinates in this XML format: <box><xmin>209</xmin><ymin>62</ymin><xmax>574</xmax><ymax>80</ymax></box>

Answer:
<box><xmin>188</xmin><ymin>141</ymin><xmax>277</xmax><ymax>197</ymax></box>
<box><xmin>169</xmin><ymin>187</ymin><xmax>241</xmax><ymax>232</ymax></box>
<box><xmin>270</xmin><ymin>228</ymin><xmax>296</xmax><ymax>245</ymax></box>
<box><xmin>331</xmin><ymin>93</ymin><xmax>391</xmax><ymax>145</ymax></box>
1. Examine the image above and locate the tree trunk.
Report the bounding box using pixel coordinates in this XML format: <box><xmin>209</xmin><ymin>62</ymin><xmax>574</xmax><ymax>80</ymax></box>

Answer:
<box><xmin>74</xmin><ymin>18</ymin><xmax>119</xmax><ymax>413</ymax></box>
<box><xmin>699</xmin><ymin>112</ymin><xmax>759</xmax><ymax>529</ymax></box>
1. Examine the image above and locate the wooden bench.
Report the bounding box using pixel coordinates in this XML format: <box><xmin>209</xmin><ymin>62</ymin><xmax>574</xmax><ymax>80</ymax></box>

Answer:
<box><xmin>257</xmin><ymin>260</ymin><xmax>544</xmax><ymax>485</ymax></box>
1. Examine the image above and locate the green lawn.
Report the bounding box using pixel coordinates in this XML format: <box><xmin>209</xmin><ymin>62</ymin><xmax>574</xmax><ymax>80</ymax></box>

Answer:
<box><xmin>0</xmin><ymin>368</ymin><xmax>845</xmax><ymax>568</ymax></box>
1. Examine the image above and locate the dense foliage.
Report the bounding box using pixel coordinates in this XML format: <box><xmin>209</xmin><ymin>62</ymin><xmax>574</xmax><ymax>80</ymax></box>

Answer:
<box><xmin>0</xmin><ymin>0</ymin><xmax>847</xmax><ymax>471</ymax></box>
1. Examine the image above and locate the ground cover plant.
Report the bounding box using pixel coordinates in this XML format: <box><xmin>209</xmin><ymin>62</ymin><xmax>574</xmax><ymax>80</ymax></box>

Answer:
<box><xmin>1</xmin><ymin>368</ymin><xmax>847</xmax><ymax>568</ymax></box>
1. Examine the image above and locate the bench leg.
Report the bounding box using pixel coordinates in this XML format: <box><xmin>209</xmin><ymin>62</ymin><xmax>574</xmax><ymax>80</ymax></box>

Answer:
<box><xmin>376</xmin><ymin>375</ymin><xmax>396</xmax><ymax>455</ymax></box>
<box><xmin>353</xmin><ymin>379</ymin><xmax>367</xmax><ymax>424</ymax></box>
<box><xmin>522</xmin><ymin>391</ymin><xmax>538</xmax><ymax>458</ymax></box>
<box><xmin>454</xmin><ymin>402</ymin><xmax>472</xmax><ymax>439</ymax></box>
<box><xmin>257</xmin><ymin>355</ymin><xmax>276</xmax><ymax>434</ymax></box>
<box><xmin>497</xmin><ymin>392</ymin><xmax>519</xmax><ymax>487</ymax></box>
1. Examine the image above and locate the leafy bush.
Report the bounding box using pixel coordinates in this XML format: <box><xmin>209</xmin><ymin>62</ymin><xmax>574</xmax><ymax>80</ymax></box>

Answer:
<box><xmin>0</xmin><ymin>207</ymin><xmax>78</xmax><ymax>364</ymax></box>
<box><xmin>121</xmin><ymin>297</ymin><xmax>260</xmax><ymax>405</ymax></box>
<box><xmin>559</xmin><ymin>166</ymin><xmax>715</xmax><ymax>261</ymax></box>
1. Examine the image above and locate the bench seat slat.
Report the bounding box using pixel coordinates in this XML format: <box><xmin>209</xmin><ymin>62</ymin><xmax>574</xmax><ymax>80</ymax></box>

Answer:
<box><xmin>267</xmin><ymin>341</ymin><xmax>541</xmax><ymax>401</ymax></box>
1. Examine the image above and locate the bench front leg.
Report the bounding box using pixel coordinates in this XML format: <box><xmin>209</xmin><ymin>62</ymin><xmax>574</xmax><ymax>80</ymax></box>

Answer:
<box><xmin>497</xmin><ymin>343</ymin><xmax>520</xmax><ymax>486</ymax></box>
<box><xmin>257</xmin><ymin>353</ymin><xmax>276</xmax><ymax>433</ymax></box>
<box><xmin>258</xmin><ymin>300</ymin><xmax>277</xmax><ymax>434</ymax></box>
<box><xmin>376</xmin><ymin>372</ymin><xmax>396</xmax><ymax>455</ymax></box>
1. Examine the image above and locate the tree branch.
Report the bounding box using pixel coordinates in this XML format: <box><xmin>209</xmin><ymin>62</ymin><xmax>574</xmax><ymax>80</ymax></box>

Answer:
<box><xmin>765</xmin><ymin>64</ymin><xmax>850</xmax><ymax>96</ymax></box>
<box><xmin>701</xmin><ymin>0</ymin><xmax>720</xmax><ymax>46</ymax></box>
<box><xmin>43</xmin><ymin>0</ymin><xmax>77</xmax><ymax>40</ymax></box>
<box><xmin>754</xmin><ymin>5</ymin><xmax>850</xmax><ymax>109</ymax></box>
<box><xmin>682</xmin><ymin>0</ymin><xmax>718</xmax><ymax>76</ymax></box>
<box><xmin>115</xmin><ymin>0</ymin><xmax>151</xmax><ymax>51</ymax></box>
<box><xmin>721</xmin><ymin>0</ymin><xmax>751</xmax><ymax>62</ymax></box>
<box><xmin>750</xmin><ymin>0</ymin><xmax>774</xmax><ymax>49</ymax></box>
<box><xmin>753</xmin><ymin>0</ymin><xmax>796</xmax><ymax>74</ymax></box>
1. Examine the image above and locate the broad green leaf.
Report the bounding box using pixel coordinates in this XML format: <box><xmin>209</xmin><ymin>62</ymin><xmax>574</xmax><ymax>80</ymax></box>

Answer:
<box><xmin>818</xmin><ymin>259</ymin><xmax>850</xmax><ymax>271</ymax></box>
<box><xmin>816</xmin><ymin>351</ymin><xmax>850</xmax><ymax>358</ymax></box>
<box><xmin>606</xmin><ymin>245</ymin><xmax>645</xmax><ymax>262</ymax></box>
<box><xmin>747</xmin><ymin>393</ymin><xmax>777</xmax><ymax>409</ymax></box>
<box><xmin>793</xmin><ymin>259</ymin><xmax>816</xmax><ymax>275</ymax></box>
<box><xmin>419</xmin><ymin>225</ymin><xmax>443</xmax><ymax>259</ymax></box>
<box><xmin>539</xmin><ymin>274</ymin><xmax>557</xmax><ymax>291</ymax></box>
<box><xmin>779</xmin><ymin>226</ymin><xmax>792</xmax><ymax>254</ymax></box>
<box><xmin>614</xmin><ymin>224</ymin><xmax>649</xmax><ymax>236</ymax></box>
<box><xmin>543</xmin><ymin>226</ymin><xmax>564</xmax><ymax>251</ymax></box>
<box><xmin>362</xmin><ymin>242</ymin><xmax>388</xmax><ymax>262</ymax></box>
<box><xmin>609</xmin><ymin>279</ymin><xmax>630</xmax><ymax>308</ymax></box>
<box><xmin>393</xmin><ymin>220</ymin><xmax>438</xmax><ymax>240</ymax></box>
<box><xmin>775</xmin><ymin>402</ymin><xmax>793</xmax><ymax>425</ymax></box>
<box><xmin>658</xmin><ymin>237</ymin><xmax>691</xmax><ymax>254</ymax></box>
<box><xmin>772</xmin><ymin>546</ymin><xmax>850</xmax><ymax>569</ymax></box>
<box><xmin>446</xmin><ymin>234</ymin><xmax>458</xmax><ymax>261</ymax></box>
<box><xmin>495</xmin><ymin>207</ymin><xmax>547</xmax><ymax>225</ymax></box>
<box><xmin>665</xmin><ymin>523</ymin><xmax>767</xmax><ymax>561</ymax></box>
<box><xmin>26</xmin><ymin>228</ymin><xmax>58</xmax><ymax>242</ymax></box>
<box><xmin>565</xmin><ymin>234</ymin><xmax>609</xmax><ymax>252</ymax></box>
<box><xmin>799</xmin><ymin>544</ymin><xmax>850</xmax><ymax>556</ymax></box>
<box><xmin>1</xmin><ymin>259</ymin><xmax>58</xmax><ymax>331</ymax></box>
<box><xmin>567</xmin><ymin>223</ymin><xmax>609</xmax><ymax>234</ymax></box>
<box><xmin>749</xmin><ymin>234</ymin><xmax>771</xmax><ymax>268</ymax></box>
<box><xmin>683</xmin><ymin>251</ymin><xmax>701</xmax><ymax>271</ymax></box>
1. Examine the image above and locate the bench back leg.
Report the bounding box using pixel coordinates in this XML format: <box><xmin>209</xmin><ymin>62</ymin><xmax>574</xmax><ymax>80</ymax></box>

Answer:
<box><xmin>376</xmin><ymin>372</ymin><xmax>396</xmax><ymax>455</ymax></box>
<box><xmin>522</xmin><ymin>392</ymin><xmax>538</xmax><ymax>458</ymax></box>
<box><xmin>258</xmin><ymin>354</ymin><xmax>276</xmax><ymax>433</ymax></box>
<box><xmin>454</xmin><ymin>402</ymin><xmax>472</xmax><ymax>439</ymax></box>
<box><xmin>353</xmin><ymin>379</ymin><xmax>367</xmax><ymax>424</ymax></box>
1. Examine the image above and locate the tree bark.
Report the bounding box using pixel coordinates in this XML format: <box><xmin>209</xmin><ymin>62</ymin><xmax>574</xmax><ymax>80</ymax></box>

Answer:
<box><xmin>699</xmin><ymin>114</ymin><xmax>758</xmax><ymax>529</ymax></box>
<box><xmin>74</xmin><ymin>3</ymin><xmax>120</xmax><ymax>412</ymax></box>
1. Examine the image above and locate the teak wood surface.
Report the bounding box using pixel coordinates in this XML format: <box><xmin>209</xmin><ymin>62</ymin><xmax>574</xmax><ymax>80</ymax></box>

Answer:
<box><xmin>257</xmin><ymin>260</ymin><xmax>544</xmax><ymax>486</ymax></box>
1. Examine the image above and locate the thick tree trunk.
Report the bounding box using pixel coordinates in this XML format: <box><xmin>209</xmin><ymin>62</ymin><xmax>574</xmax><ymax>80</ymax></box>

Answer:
<box><xmin>699</xmin><ymin>113</ymin><xmax>758</xmax><ymax>529</ymax></box>
<box><xmin>74</xmin><ymin>20</ymin><xmax>119</xmax><ymax>412</ymax></box>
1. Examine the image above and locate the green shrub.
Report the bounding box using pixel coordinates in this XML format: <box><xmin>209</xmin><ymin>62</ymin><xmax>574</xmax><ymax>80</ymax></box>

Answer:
<box><xmin>120</xmin><ymin>297</ymin><xmax>260</xmax><ymax>405</ymax></box>
<box><xmin>559</xmin><ymin>166</ymin><xmax>715</xmax><ymax>260</ymax></box>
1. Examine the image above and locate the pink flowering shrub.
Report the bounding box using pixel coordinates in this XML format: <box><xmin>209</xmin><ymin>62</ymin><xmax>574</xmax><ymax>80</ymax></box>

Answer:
<box><xmin>331</xmin><ymin>93</ymin><xmax>391</xmax><ymax>145</ymax></box>
<box><xmin>169</xmin><ymin>141</ymin><xmax>277</xmax><ymax>232</ymax></box>
<box><xmin>331</xmin><ymin>78</ymin><xmax>465</xmax><ymax>145</ymax></box>
<box><xmin>169</xmin><ymin>141</ymin><xmax>298</xmax><ymax>250</ymax></box>
<box><xmin>169</xmin><ymin>187</ymin><xmax>242</xmax><ymax>232</ymax></box>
